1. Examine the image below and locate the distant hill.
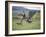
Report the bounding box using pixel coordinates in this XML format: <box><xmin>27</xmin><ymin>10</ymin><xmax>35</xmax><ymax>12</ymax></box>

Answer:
<box><xmin>12</xmin><ymin>6</ymin><xmax>40</xmax><ymax>17</ymax></box>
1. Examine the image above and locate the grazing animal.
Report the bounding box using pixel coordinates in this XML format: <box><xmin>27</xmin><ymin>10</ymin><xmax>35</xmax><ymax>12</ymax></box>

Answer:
<box><xmin>27</xmin><ymin>17</ymin><xmax>32</xmax><ymax>23</ymax></box>
<box><xmin>19</xmin><ymin>12</ymin><xmax>32</xmax><ymax>23</ymax></box>
<box><xmin>16</xmin><ymin>11</ymin><xmax>32</xmax><ymax>25</ymax></box>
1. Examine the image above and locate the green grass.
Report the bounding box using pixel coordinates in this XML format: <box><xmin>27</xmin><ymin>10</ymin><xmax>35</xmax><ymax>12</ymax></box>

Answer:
<box><xmin>12</xmin><ymin>12</ymin><xmax>40</xmax><ymax>30</ymax></box>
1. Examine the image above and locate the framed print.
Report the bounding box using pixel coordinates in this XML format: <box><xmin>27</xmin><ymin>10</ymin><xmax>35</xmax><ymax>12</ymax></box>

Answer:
<box><xmin>5</xmin><ymin>1</ymin><xmax>45</xmax><ymax>36</ymax></box>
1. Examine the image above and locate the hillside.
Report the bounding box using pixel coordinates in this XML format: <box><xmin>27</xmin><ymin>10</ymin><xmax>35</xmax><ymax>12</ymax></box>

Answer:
<box><xmin>12</xmin><ymin>6</ymin><xmax>40</xmax><ymax>17</ymax></box>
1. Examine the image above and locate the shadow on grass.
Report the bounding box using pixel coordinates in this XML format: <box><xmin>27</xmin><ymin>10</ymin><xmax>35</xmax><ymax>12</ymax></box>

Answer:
<box><xmin>16</xmin><ymin>23</ymin><xmax>22</xmax><ymax>25</ymax></box>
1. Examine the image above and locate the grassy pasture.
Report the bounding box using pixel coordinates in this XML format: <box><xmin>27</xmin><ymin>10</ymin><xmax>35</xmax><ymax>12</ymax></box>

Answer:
<box><xmin>12</xmin><ymin>12</ymin><xmax>40</xmax><ymax>30</ymax></box>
